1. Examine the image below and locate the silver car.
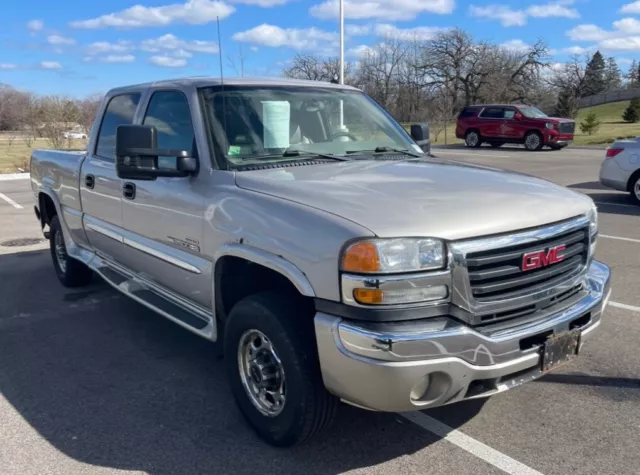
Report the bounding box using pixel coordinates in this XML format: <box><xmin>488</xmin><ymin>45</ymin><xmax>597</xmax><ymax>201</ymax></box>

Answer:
<box><xmin>599</xmin><ymin>137</ymin><xmax>640</xmax><ymax>205</ymax></box>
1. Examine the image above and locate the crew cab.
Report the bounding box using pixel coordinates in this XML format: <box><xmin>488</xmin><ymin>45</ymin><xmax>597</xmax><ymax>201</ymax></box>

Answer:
<box><xmin>456</xmin><ymin>104</ymin><xmax>576</xmax><ymax>151</ymax></box>
<box><xmin>30</xmin><ymin>77</ymin><xmax>610</xmax><ymax>447</ymax></box>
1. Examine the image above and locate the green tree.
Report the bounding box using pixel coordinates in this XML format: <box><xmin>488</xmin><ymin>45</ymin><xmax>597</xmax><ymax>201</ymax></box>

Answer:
<box><xmin>622</xmin><ymin>98</ymin><xmax>640</xmax><ymax>123</ymax></box>
<box><xmin>605</xmin><ymin>57</ymin><xmax>622</xmax><ymax>91</ymax></box>
<box><xmin>579</xmin><ymin>112</ymin><xmax>601</xmax><ymax>135</ymax></box>
<box><xmin>554</xmin><ymin>90</ymin><xmax>577</xmax><ymax>118</ymax></box>
<box><xmin>583</xmin><ymin>51</ymin><xmax>606</xmax><ymax>96</ymax></box>
<box><xmin>627</xmin><ymin>60</ymin><xmax>639</xmax><ymax>88</ymax></box>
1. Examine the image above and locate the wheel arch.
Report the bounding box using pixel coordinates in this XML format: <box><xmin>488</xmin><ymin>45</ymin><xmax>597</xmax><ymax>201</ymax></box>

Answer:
<box><xmin>627</xmin><ymin>168</ymin><xmax>640</xmax><ymax>192</ymax></box>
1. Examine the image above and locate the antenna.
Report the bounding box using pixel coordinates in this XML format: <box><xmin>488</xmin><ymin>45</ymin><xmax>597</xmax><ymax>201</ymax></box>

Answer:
<box><xmin>217</xmin><ymin>16</ymin><xmax>224</xmax><ymax>87</ymax></box>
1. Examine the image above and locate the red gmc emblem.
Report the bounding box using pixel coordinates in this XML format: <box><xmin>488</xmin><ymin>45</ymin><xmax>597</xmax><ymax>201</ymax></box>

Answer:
<box><xmin>521</xmin><ymin>245</ymin><xmax>566</xmax><ymax>271</ymax></box>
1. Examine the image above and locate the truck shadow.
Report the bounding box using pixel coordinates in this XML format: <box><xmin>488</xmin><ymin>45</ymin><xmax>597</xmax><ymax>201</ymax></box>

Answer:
<box><xmin>0</xmin><ymin>249</ymin><xmax>487</xmax><ymax>475</ymax></box>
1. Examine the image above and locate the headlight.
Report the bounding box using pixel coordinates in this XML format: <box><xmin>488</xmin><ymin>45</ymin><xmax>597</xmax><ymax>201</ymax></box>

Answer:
<box><xmin>545</xmin><ymin>122</ymin><xmax>554</xmax><ymax>130</ymax></box>
<box><xmin>341</xmin><ymin>238</ymin><xmax>445</xmax><ymax>274</ymax></box>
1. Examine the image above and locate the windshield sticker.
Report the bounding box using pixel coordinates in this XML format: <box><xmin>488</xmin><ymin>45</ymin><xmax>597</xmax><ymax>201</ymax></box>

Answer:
<box><xmin>262</xmin><ymin>101</ymin><xmax>290</xmax><ymax>149</ymax></box>
<box><xmin>228</xmin><ymin>145</ymin><xmax>241</xmax><ymax>155</ymax></box>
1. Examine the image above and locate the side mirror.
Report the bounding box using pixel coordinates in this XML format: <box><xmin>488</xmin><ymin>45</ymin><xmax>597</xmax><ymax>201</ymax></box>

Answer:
<box><xmin>410</xmin><ymin>123</ymin><xmax>431</xmax><ymax>154</ymax></box>
<box><xmin>115</xmin><ymin>124</ymin><xmax>197</xmax><ymax>180</ymax></box>
<box><xmin>514</xmin><ymin>113</ymin><xmax>523</xmax><ymax>120</ymax></box>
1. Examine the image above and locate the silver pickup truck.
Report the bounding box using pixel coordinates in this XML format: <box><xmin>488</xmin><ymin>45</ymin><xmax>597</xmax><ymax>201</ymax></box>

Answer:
<box><xmin>30</xmin><ymin>77</ymin><xmax>611</xmax><ymax>447</ymax></box>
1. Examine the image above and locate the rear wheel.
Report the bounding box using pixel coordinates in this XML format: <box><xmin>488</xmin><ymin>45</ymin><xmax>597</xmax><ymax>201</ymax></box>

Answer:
<box><xmin>465</xmin><ymin>130</ymin><xmax>481</xmax><ymax>148</ymax></box>
<box><xmin>49</xmin><ymin>215</ymin><xmax>93</xmax><ymax>287</ymax></box>
<box><xmin>524</xmin><ymin>131</ymin><xmax>543</xmax><ymax>151</ymax></box>
<box><xmin>224</xmin><ymin>292</ymin><xmax>338</xmax><ymax>447</ymax></box>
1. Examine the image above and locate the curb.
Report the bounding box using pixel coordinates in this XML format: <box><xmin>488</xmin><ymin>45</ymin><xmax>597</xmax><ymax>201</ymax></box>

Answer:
<box><xmin>0</xmin><ymin>173</ymin><xmax>29</xmax><ymax>181</ymax></box>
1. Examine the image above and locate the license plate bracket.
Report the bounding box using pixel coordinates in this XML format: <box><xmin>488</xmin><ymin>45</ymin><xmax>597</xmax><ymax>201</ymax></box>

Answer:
<box><xmin>541</xmin><ymin>329</ymin><xmax>581</xmax><ymax>372</ymax></box>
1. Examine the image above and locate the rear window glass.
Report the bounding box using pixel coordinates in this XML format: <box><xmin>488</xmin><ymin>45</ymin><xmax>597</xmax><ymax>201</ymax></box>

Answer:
<box><xmin>458</xmin><ymin>107</ymin><xmax>478</xmax><ymax>118</ymax></box>
<box><xmin>479</xmin><ymin>107</ymin><xmax>505</xmax><ymax>119</ymax></box>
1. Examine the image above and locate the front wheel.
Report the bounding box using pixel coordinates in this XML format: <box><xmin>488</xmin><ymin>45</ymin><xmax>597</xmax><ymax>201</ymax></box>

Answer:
<box><xmin>224</xmin><ymin>292</ymin><xmax>338</xmax><ymax>447</ymax></box>
<box><xmin>630</xmin><ymin>174</ymin><xmax>640</xmax><ymax>205</ymax></box>
<box><xmin>524</xmin><ymin>131</ymin><xmax>543</xmax><ymax>151</ymax></box>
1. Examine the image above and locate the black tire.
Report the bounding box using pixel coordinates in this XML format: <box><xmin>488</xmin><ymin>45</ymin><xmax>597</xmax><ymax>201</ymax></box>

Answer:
<box><xmin>489</xmin><ymin>142</ymin><xmax>505</xmax><ymax>148</ymax></box>
<box><xmin>224</xmin><ymin>292</ymin><xmax>338</xmax><ymax>447</ymax></box>
<box><xmin>524</xmin><ymin>131</ymin><xmax>543</xmax><ymax>151</ymax></box>
<box><xmin>465</xmin><ymin>130</ymin><xmax>482</xmax><ymax>148</ymax></box>
<box><xmin>628</xmin><ymin>172</ymin><xmax>640</xmax><ymax>205</ymax></box>
<box><xmin>49</xmin><ymin>215</ymin><xmax>93</xmax><ymax>287</ymax></box>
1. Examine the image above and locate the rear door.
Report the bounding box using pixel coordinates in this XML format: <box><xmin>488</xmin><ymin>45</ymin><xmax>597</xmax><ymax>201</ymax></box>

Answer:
<box><xmin>477</xmin><ymin>107</ymin><xmax>505</xmax><ymax>138</ymax></box>
<box><xmin>81</xmin><ymin>93</ymin><xmax>141</xmax><ymax>261</ymax></box>
<box><xmin>119</xmin><ymin>88</ymin><xmax>210</xmax><ymax>307</ymax></box>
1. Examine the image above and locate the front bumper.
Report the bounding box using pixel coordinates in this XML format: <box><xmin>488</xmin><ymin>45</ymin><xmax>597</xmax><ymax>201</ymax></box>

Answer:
<box><xmin>314</xmin><ymin>260</ymin><xmax>611</xmax><ymax>413</ymax></box>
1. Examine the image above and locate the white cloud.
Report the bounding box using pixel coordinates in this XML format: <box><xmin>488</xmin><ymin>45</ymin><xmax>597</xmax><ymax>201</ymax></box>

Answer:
<box><xmin>249</xmin><ymin>45</ymin><xmax>259</xmax><ymax>52</ymax></box>
<box><xmin>468</xmin><ymin>5</ymin><xmax>527</xmax><ymax>27</ymax></box>
<box><xmin>233</xmin><ymin>24</ymin><xmax>337</xmax><ymax>50</ymax></box>
<box><xmin>374</xmin><ymin>23</ymin><xmax>445</xmax><ymax>40</ymax></box>
<box><xmin>47</xmin><ymin>34</ymin><xmax>76</xmax><ymax>46</ymax></box>
<box><xmin>526</xmin><ymin>0</ymin><xmax>579</xmax><ymax>19</ymax></box>
<box><xmin>310</xmin><ymin>0</ymin><xmax>454</xmax><ymax>21</ymax></box>
<box><xmin>140</xmin><ymin>33</ymin><xmax>218</xmax><ymax>53</ymax></box>
<box><xmin>231</xmin><ymin>0</ymin><xmax>290</xmax><ymax>5</ymax></box>
<box><xmin>100</xmin><ymin>54</ymin><xmax>136</xmax><ymax>63</ymax></box>
<box><xmin>69</xmin><ymin>0</ymin><xmax>235</xmax><ymax>29</ymax></box>
<box><xmin>27</xmin><ymin>19</ymin><xmax>44</xmax><ymax>32</ymax></box>
<box><xmin>620</xmin><ymin>1</ymin><xmax>640</xmax><ymax>14</ymax></box>
<box><xmin>149</xmin><ymin>56</ymin><xmax>187</xmax><ymax>67</ymax></box>
<box><xmin>347</xmin><ymin>44</ymin><xmax>376</xmax><ymax>57</ymax></box>
<box><xmin>555</xmin><ymin>45</ymin><xmax>595</xmax><ymax>55</ymax></box>
<box><xmin>85</xmin><ymin>40</ymin><xmax>134</xmax><ymax>55</ymax></box>
<box><xmin>172</xmin><ymin>49</ymin><xmax>194</xmax><ymax>58</ymax></box>
<box><xmin>345</xmin><ymin>24</ymin><xmax>371</xmax><ymax>36</ymax></box>
<box><xmin>40</xmin><ymin>61</ymin><xmax>63</xmax><ymax>70</ymax></box>
<box><xmin>566</xmin><ymin>18</ymin><xmax>640</xmax><ymax>52</ymax></box>
<box><xmin>500</xmin><ymin>39</ymin><xmax>531</xmax><ymax>51</ymax></box>
<box><xmin>0</xmin><ymin>63</ymin><xmax>18</xmax><ymax>70</ymax></box>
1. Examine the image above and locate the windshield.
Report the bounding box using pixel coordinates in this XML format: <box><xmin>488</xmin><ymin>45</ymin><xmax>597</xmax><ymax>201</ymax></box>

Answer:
<box><xmin>200</xmin><ymin>85</ymin><xmax>420</xmax><ymax>164</ymax></box>
<box><xmin>518</xmin><ymin>106</ymin><xmax>548</xmax><ymax>119</ymax></box>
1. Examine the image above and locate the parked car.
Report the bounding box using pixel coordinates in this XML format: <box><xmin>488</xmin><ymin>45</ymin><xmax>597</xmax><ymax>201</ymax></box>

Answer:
<box><xmin>599</xmin><ymin>137</ymin><xmax>640</xmax><ymax>205</ymax></box>
<box><xmin>30</xmin><ymin>77</ymin><xmax>610</xmax><ymax>447</ymax></box>
<box><xmin>456</xmin><ymin>104</ymin><xmax>576</xmax><ymax>151</ymax></box>
<box><xmin>63</xmin><ymin>131</ymin><xmax>88</xmax><ymax>139</ymax></box>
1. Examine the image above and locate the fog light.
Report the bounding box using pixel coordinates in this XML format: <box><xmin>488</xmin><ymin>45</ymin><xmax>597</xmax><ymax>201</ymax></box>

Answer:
<box><xmin>353</xmin><ymin>285</ymin><xmax>448</xmax><ymax>305</ymax></box>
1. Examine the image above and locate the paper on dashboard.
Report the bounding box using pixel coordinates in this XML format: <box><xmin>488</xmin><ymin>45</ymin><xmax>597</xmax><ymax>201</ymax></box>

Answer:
<box><xmin>262</xmin><ymin>101</ymin><xmax>290</xmax><ymax>149</ymax></box>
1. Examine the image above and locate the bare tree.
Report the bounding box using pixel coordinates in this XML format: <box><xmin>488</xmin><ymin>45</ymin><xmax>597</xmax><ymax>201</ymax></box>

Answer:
<box><xmin>546</xmin><ymin>54</ymin><xmax>589</xmax><ymax>118</ymax></box>
<box><xmin>227</xmin><ymin>45</ymin><xmax>248</xmax><ymax>77</ymax></box>
<box><xmin>76</xmin><ymin>94</ymin><xmax>102</xmax><ymax>135</ymax></box>
<box><xmin>283</xmin><ymin>53</ymin><xmax>355</xmax><ymax>83</ymax></box>
<box><xmin>40</xmin><ymin>96</ymin><xmax>79</xmax><ymax>149</ymax></box>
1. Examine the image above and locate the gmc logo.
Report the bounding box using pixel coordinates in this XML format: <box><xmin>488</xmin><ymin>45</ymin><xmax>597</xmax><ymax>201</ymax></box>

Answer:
<box><xmin>521</xmin><ymin>245</ymin><xmax>566</xmax><ymax>271</ymax></box>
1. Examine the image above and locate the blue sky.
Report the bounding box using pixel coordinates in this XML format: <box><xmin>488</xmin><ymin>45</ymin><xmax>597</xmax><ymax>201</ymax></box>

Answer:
<box><xmin>2</xmin><ymin>0</ymin><xmax>640</xmax><ymax>96</ymax></box>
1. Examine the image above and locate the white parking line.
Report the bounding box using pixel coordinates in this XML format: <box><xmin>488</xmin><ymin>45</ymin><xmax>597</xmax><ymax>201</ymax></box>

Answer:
<box><xmin>609</xmin><ymin>301</ymin><xmax>640</xmax><ymax>312</ymax></box>
<box><xmin>600</xmin><ymin>234</ymin><xmax>640</xmax><ymax>244</ymax></box>
<box><xmin>0</xmin><ymin>192</ymin><xmax>23</xmax><ymax>209</ymax></box>
<box><xmin>402</xmin><ymin>412</ymin><xmax>544</xmax><ymax>475</ymax></box>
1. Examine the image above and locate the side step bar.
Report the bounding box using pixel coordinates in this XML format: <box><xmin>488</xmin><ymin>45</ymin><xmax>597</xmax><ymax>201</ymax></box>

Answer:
<box><xmin>90</xmin><ymin>256</ymin><xmax>216</xmax><ymax>341</ymax></box>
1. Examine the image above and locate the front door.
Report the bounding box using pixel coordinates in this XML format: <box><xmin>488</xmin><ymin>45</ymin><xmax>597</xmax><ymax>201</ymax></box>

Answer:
<box><xmin>119</xmin><ymin>89</ymin><xmax>210</xmax><ymax>308</ymax></box>
<box><xmin>81</xmin><ymin>93</ymin><xmax>141</xmax><ymax>262</ymax></box>
<box><xmin>500</xmin><ymin>107</ymin><xmax>522</xmax><ymax>139</ymax></box>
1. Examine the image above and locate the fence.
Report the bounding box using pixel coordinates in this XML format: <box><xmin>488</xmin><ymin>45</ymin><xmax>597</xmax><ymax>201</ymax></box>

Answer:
<box><xmin>577</xmin><ymin>88</ymin><xmax>640</xmax><ymax>108</ymax></box>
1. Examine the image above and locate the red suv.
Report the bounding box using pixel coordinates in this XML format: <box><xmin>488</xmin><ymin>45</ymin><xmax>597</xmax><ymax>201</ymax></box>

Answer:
<box><xmin>456</xmin><ymin>104</ymin><xmax>575</xmax><ymax>151</ymax></box>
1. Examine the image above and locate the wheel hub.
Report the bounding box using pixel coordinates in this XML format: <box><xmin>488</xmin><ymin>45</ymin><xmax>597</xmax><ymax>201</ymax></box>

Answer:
<box><xmin>238</xmin><ymin>330</ymin><xmax>286</xmax><ymax>417</ymax></box>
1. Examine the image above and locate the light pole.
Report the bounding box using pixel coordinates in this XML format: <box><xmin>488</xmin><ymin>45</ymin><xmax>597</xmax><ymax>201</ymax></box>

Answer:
<box><xmin>338</xmin><ymin>0</ymin><xmax>345</xmax><ymax>131</ymax></box>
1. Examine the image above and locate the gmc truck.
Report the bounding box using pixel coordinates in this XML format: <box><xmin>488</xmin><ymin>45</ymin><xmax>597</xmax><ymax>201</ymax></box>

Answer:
<box><xmin>30</xmin><ymin>78</ymin><xmax>611</xmax><ymax>447</ymax></box>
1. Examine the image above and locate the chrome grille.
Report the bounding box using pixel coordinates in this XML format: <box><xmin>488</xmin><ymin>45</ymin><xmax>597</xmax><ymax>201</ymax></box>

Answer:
<box><xmin>466</xmin><ymin>227</ymin><xmax>589</xmax><ymax>301</ymax></box>
<box><xmin>449</xmin><ymin>215</ymin><xmax>592</xmax><ymax>323</ymax></box>
<box><xmin>558</xmin><ymin>122</ymin><xmax>575</xmax><ymax>134</ymax></box>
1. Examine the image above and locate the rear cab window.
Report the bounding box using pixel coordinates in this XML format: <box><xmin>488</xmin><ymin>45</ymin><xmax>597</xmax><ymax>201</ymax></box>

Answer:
<box><xmin>458</xmin><ymin>107</ymin><xmax>479</xmax><ymax>119</ymax></box>
<box><xmin>95</xmin><ymin>93</ymin><xmax>141</xmax><ymax>161</ymax></box>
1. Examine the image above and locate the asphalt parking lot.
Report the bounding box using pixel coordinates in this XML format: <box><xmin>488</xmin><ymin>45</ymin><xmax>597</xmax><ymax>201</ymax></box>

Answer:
<box><xmin>1</xmin><ymin>145</ymin><xmax>639</xmax><ymax>475</ymax></box>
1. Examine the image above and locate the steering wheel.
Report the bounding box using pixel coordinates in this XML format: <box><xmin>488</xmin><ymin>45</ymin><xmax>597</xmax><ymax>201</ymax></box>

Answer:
<box><xmin>331</xmin><ymin>131</ymin><xmax>359</xmax><ymax>142</ymax></box>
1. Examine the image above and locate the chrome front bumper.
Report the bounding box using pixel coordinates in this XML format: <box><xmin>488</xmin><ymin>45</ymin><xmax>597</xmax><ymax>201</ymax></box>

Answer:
<box><xmin>314</xmin><ymin>260</ymin><xmax>611</xmax><ymax>413</ymax></box>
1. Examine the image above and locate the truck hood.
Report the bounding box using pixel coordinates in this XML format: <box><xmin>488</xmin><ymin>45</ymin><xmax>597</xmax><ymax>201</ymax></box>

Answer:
<box><xmin>234</xmin><ymin>159</ymin><xmax>593</xmax><ymax>241</ymax></box>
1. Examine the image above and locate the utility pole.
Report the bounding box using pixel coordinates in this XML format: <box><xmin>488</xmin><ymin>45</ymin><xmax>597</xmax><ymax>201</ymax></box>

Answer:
<box><xmin>338</xmin><ymin>0</ymin><xmax>345</xmax><ymax>131</ymax></box>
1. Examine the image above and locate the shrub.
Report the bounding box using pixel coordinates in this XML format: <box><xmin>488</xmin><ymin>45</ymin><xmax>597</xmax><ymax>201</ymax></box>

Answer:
<box><xmin>622</xmin><ymin>98</ymin><xmax>640</xmax><ymax>123</ymax></box>
<box><xmin>579</xmin><ymin>112</ymin><xmax>601</xmax><ymax>135</ymax></box>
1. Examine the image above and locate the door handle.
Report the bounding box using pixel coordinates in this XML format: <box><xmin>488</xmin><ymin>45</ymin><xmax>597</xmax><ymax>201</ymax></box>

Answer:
<box><xmin>85</xmin><ymin>174</ymin><xmax>95</xmax><ymax>189</ymax></box>
<box><xmin>122</xmin><ymin>182</ymin><xmax>136</xmax><ymax>200</ymax></box>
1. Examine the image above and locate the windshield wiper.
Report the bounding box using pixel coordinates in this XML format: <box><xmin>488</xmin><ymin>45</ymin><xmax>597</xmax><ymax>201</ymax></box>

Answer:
<box><xmin>345</xmin><ymin>146</ymin><xmax>423</xmax><ymax>158</ymax></box>
<box><xmin>280</xmin><ymin>149</ymin><xmax>351</xmax><ymax>161</ymax></box>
